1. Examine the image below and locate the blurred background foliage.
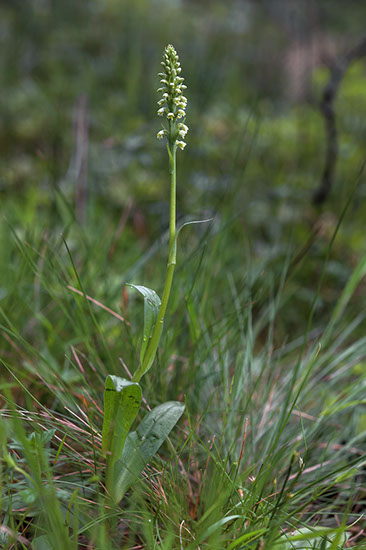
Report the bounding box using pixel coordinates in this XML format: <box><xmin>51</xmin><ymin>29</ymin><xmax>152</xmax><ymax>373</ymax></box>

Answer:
<box><xmin>1</xmin><ymin>0</ymin><xmax>366</xmax><ymax>347</ymax></box>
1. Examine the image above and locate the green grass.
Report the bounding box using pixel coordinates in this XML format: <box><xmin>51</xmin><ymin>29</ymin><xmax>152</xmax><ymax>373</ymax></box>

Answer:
<box><xmin>1</xmin><ymin>177</ymin><xmax>366</xmax><ymax>547</ymax></box>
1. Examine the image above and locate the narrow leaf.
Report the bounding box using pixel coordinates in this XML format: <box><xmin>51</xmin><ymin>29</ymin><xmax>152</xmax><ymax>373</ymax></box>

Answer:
<box><xmin>321</xmin><ymin>399</ymin><xmax>366</xmax><ymax>417</ymax></box>
<box><xmin>199</xmin><ymin>515</ymin><xmax>241</xmax><ymax>540</ymax></box>
<box><xmin>176</xmin><ymin>218</ymin><xmax>213</xmax><ymax>242</ymax></box>
<box><xmin>102</xmin><ymin>375</ymin><xmax>142</xmax><ymax>461</ymax></box>
<box><xmin>113</xmin><ymin>401</ymin><xmax>184</xmax><ymax>501</ymax></box>
<box><xmin>126</xmin><ymin>284</ymin><xmax>161</xmax><ymax>364</ymax></box>
<box><xmin>226</xmin><ymin>529</ymin><xmax>267</xmax><ymax>549</ymax></box>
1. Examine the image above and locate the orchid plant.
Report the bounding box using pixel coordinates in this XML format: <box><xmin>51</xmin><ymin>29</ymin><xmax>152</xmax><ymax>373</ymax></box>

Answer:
<box><xmin>101</xmin><ymin>45</ymin><xmax>190</xmax><ymax>503</ymax></box>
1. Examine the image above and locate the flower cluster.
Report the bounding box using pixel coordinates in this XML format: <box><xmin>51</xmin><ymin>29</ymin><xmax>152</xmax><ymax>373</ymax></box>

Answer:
<box><xmin>157</xmin><ymin>44</ymin><xmax>188</xmax><ymax>150</ymax></box>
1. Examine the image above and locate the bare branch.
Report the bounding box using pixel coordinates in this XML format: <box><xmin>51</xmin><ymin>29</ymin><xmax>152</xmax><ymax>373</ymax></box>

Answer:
<box><xmin>313</xmin><ymin>35</ymin><xmax>366</xmax><ymax>205</ymax></box>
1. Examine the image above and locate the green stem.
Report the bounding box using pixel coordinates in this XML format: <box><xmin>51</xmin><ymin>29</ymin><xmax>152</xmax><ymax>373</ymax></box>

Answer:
<box><xmin>168</xmin><ymin>140</ymin><xmax>177</xmax><ymax>254</ymax></box>
<box><xmin>133</xmin><ymin>143</ymin><xmax>177</xmax><ymax>383</ymax></box>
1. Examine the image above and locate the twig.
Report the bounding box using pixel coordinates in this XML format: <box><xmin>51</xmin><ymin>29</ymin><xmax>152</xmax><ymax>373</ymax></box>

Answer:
<box><xmin>313</xmin><ymin>34</ymin><xmax>366</xmax><ymax>204</ymax></box>
<box><xmin>67</xmin><ymin>285</ymin><xmax>130</xmax><ymax>326</ymax></box>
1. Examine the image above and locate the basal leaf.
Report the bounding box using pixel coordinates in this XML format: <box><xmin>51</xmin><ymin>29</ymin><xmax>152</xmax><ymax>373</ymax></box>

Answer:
<box><xmin>33</xmin><ymin>536</ymin><xmax>52</xmax><ymax>550</ymax></box>
<box><xmin>275</xmin><ymin>527</ymin><xmax>349</xmax><ymax>549</ymax></box>
<box><xmin>101</xmin><ymin>375</ymin><xmax>142</xmax><ymax>462</ymax></box>
<box><xmin>126</xmin><ymin>284</ymin><xmax>161</xmax><ymax>364</ymax></box>
<box><xmin>113</xmin><ymin>401</ymin><xmax>185</xmax><ymax>502</ymax></box>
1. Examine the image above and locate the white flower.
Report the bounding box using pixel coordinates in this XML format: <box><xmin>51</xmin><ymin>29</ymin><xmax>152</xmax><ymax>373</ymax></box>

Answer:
<box><xmin>157</xmin><ymin>107</ymin><xmax>166</xmax><ymax>116</ymax></box>
<box><xmin>178</xmin><ymin>124</ymin><xmax>188</xmax><ymax>138</ymax></box>
<box><xmin>157</xmin><ymin>130</ymin><xmax>165</xmax><ymax>139</ymax></box>
<box><xmin>167</xmin><ymin>112</ymin><xmax>175</xmax><ymax>121</ymax></box>
<box><xmin>177</xmin><ymin>109</ymin><xmax>185</xmax><ymax>118</ymax></box>
<box><xmin>178</xmin><ymin>123</ymin><xmax>188</xmax><ymax>138</ymax></box>
<box><xmin>176</xmin><ymin>141</ymin><xmax>186</xmax><ymax>150</ymax></box>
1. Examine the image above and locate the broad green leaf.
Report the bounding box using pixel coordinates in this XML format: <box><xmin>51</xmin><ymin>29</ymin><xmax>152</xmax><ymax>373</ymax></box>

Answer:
<box><xmin>102</xmin><ymin>375</ymin><xmax>142</xmax><ymax>461</ymax></box>
<box><xmin>126</xmin><ymin>284</ymin><xmax>161</xmax><ymax>364</ymax></box>
<box><xmin>275</xmin><ymin>527</ymin><xmax>349</xmax><ymax>548</ymax></box>
<box><xmin>113</xmin><ymin>401</ymin><xmax>185</xmax><ymax>502</ymax></box>
<box><xmin>33</xmin><ymin>536</ymin><xmax>52</xmax><ymax>550</ymax></box>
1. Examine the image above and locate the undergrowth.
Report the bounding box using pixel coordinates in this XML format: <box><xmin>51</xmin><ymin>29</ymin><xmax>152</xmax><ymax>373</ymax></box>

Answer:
<box><xmin>1</xmin><ymin>164</ymin><xmax>366</xmax><ymax>548</ymax></box>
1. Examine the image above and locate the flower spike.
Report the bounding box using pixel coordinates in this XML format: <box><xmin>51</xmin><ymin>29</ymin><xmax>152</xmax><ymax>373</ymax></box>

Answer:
<box><xmin>156</xmin><ymin>44</ymin><xmax>188</xmax><ymax>150</ymax></box>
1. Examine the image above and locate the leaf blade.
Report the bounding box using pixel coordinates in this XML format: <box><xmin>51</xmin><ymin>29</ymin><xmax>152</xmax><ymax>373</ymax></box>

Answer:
<box><xmin>126</xmin><ymin>284</ymin><xmax>161</xmax><ymax>364</ymax></box>
<box><xmin>101</xmin><ymin>375</ymin><xmax>142</xmax><ymax>461</ymax></box>
<box><xmin>113</xmin><ymin>401</ymin><xmax>185</xmax><ymax>501</ymax></box>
